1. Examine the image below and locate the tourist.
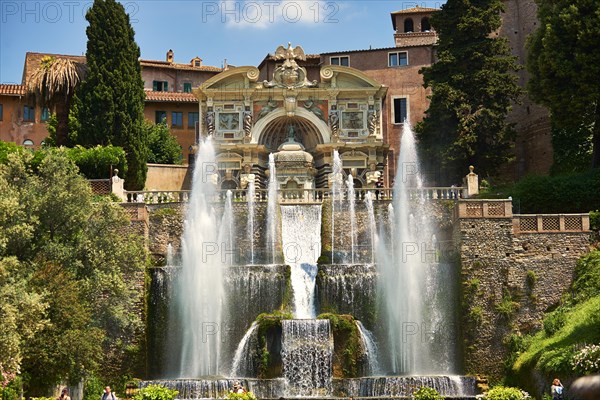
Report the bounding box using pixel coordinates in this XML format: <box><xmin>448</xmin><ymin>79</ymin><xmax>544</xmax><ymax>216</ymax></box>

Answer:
<box><xmin>551</xmin><ymin>378</ymin><xmax>564</xmax><ymax>400</ymax></box>
<box><xmin>102</xmin><ymin>386</ymin><xmax>117</xmax><ymax>400</ymax></box>
<box><xmin>58</xmin><ymin>388</ymin><xmax>70</xmax><ymax>400</ymax></box>
<box><xmin>232</xmin><ymin>381</ymin><xmax>246</xmax><ymax>394</ymax></box>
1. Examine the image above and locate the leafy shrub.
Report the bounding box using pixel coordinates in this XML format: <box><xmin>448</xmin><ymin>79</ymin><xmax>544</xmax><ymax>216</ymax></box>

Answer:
<box><xmin>571</xmin><ymin>250</ymin><xmax>600</xmax><ymax>304</ymax></box>
<box><xmin>543</xmin><ymin>310</ymin><xmax>566</xmax><ymax>336</ymax></box>
<box><xmin>496</xmin><ymin>292</ymin><xmax>520</xmax><ymax>319</ymax></box>
<box><xmin>413</xmin><ymin>386</ymin><xmax>442</xmax><ymax>400</ymax></box>
<box><xmin>66</xmin><ymin>145</ymin><xmax>127</xmax><ymax>179</ymax></box>
<box><xmin>480</xmin><ymin>386</ymin><xmax>531</xmax><ymax>400</ymax></box>
<box><xmin>572</xmin><ymin>344</ymin><xmax>600</xmax><ymax>374</ymax></box>
<box><xmin>525</xmin><ymin>270</ymin><xmax>537</xmax><ymax>288</ymax></box>
<box><xmin>133</xmin><ymin>385</ymin><xmax>178</xmax><ymax>400</ymax></box>
<box><xmin>506</xmin><ymin>169</ymin><xmax>600</xmax><ymax>213</ymax></box>
<box><xmin>590</xmin><ymin>210</ymin><xmax>600</xmax><ymax>231</ymax></box>
<box><xmin>0</xmin><ymin>387</ymin><xmax>18</xmax><ymax>400</ymax></box>
<box><xmin>225</xmin><ymin>392</ymin><xmax>257</xmax><ymax>400</ymax></box>
<box><xmin>83</xmin><ymin>375</ymin><xmax>104</xmax><ymax>400</ymax></box>
<box><xmin>469</xmin><ymin>306</ymin><xmax>484</xmax><ymax>325</ymax></box>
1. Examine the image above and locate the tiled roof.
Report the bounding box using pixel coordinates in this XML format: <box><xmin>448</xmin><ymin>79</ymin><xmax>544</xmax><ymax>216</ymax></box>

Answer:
<box><xmin>0</xmin><ymin>84</ymin><xmax>25</xmax><ymax>96</ymax></box>
<box><xmin>391</xmin><ymin>6</ymin><xmax>439</xmax><ymax>14</ymax></box>
<box><xmin>140</xmin><ymin>60</ymin><xmax>222</xmax><ymax>72</ymax></box>
<box><xmin>144</xmin><ymin>90</ymin><xmax>197</xmax><ymax>103</ymax></box>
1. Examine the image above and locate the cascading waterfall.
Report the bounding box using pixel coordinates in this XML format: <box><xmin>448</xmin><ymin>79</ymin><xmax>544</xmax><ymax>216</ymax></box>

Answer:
<box><xmin>364</xmin><ymin>191</ymin><xmax>376</xmax><ymax>264</ymax></box>
<box><xmin>331</xmin><ymin>150</ymin><xmax>343</xmax><ymax>263</ymax></box>
<box><xmin>230</xmin><ymin>322</ymin><xmax>259</xmax><ymax>377</ymax></box>
<box><xmin>377</xmin><ymin>122</ymin><xmax>456</xmax><ymax>374</ymax></box>
<box><xmin>172</xmin><ymin>137</ymin><xmax>226</xmax><ymax>378</ymax></box>
<box><xmin>266</xmin><ymin>154</ymin><xmax>279</xmax><ymax>264</ymax></box>
<box><xmin>281</xmin><ymin>319</ymin><xmax>333</xmax><ymax>396</ymax></box>
<box><xmin>346</xmin><ymin>174</ymin><xmax>356</xmax><ymax>264</ymax></box>
<box><xmin>280</xmin><ymin>205</ymin><xmax>322</xmax><ymax>318</ymax></box>
<box><xmin>247</xmin><ymin>180</ymin><xmax>256</xmax><ymax>264</ymax></box>
<box><xmin>356</xmin><ymin>321</ymin><xmax>380</xmax><ymax>375</ymax></box>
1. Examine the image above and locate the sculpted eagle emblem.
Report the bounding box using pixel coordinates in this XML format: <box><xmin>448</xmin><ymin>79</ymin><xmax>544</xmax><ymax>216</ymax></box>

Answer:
<box><xmin>274</xmin><ymin>42</ymin><xmax>306</xmax><ymax>69</ymax></box>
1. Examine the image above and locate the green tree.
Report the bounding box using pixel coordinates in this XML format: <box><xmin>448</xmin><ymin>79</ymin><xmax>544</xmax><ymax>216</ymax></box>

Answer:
<box><xmin>74</xmin><ymin>0</ymin><xmax>147</xmax><ymax>190</ymax></box>
<box><xmin>0</xmin><ymin>151</ymin><xmax>147</xmax><ymax>394</ymax></box>
<box><xmin>146</xmin><ymin>120</ymin><xmax>183</xmax><ymax>165</ymax></box>
<box><xmin>416</xmin><ymin>0</ymin><xmax>522</xmax><ymax>183</ymax></box>
<box><xmin>527</xmin><ymin>0</ymin><xmax>600</xmax><ymax>170</ymax></box>
<box><xmin>27</xmin><ymin>56</ymin><xmax>87</xmax><ymax>147</ymax></box>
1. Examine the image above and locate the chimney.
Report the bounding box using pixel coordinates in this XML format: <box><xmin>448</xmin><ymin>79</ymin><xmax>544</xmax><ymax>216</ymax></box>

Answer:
<box><xmin>223</xmin><ymin>58</ymin><xmax>228</xmax><ymax>70</ymax></box>
<box><xmin>166</xmin><ymin>49</ymin><xmax>174</xmax><ymax>63</ymax></box>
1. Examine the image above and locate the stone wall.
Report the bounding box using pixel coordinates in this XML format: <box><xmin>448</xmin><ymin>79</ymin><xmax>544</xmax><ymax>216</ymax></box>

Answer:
<box><xmin>454</xmin><ymin>200</ymin><xmax>590</xmax><ymax>379</ymax></box>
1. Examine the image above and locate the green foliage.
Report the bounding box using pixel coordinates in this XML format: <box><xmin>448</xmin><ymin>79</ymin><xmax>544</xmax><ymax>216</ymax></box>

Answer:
<box><xmin>225</xmin><ymin>392</ymin><xmax>257</xmax><ymax>400</ymax></box>
<box><xmin>65</xmin><ymin>145</ymin><xmax>127</xmax><ymax>179</ymax></box>
<box><xmin>590</xmin><ymin>210</ymin><xmax>600</xmax><ymax>232</ymax></box>
<box><xmin>317</xmin><ymin>313</ymin><xmax>361</xmax><ymax>377</ymax></box>
<box><xmin>525</xmin><ymin>270</ymin><xmax>537</xmax><ymax>288</ymax></box>
<box><xmin>496</xmin><ymin>292</ymin><xmax>520</xmax><ymax>320</ymax></box>
<box><xmin>483</xmin><ymin>386</ymin><xmax>531</xmax><ymax>400</ymax></box>
<box><xmin>469</xmin><ymin>306</ymin><xmax>484</xmax><ymax>325</ymax></box>
<box><xmin>0</xmin><ymin>151</ymin><xmax>147</xmax><ymax>394</ymax></box>
<box><xmin>527</xmin><ymin>0</ymin><xmax>600</xmax><ymax>168</ymax></box>
<box><xmin>74</xmin><ymin>0</ymin><xmax>147</xmax><ymax>190</ymax></box>
<box><xmin>543</xmin><ymin>310</ymin><xmax>566</xmax><ymax>336</ymax></box>
<box><xmin>571</xmin><ymin>250</ymin><xmax>600</xmax><ymax>305</ymax></box>
<box><xmin>413</xmin><ymin>386</ymin><xmax>442</xmax><ymax>400</ymax></box>
<box><xmin>44</xmin><ymin>111</ymin><xmax>81</xmax><ymax>148</ymax></box>
<box><xmin>416</xmin><ymin>0</ymin><xmax>522</xmax><ymax>183</ymax></box>
<box><xmin>145</xmin><ymin>121</ymin><xmax>182</xmax><ymax>165</ymax></box>
<box><xmin>490</xmin><ymin>169</ymin><xmax>600</xmax><ymax>213</ymax></box>
<box><xmin>255</xmin><ymin>311</ymin><xmax>292</xmax><ymax>378</ymax></box>
<box><xmin>83</xmin><ymin>375</ymin><xmax>104</xmax><ymax>400</ymax></box>
<box><xmin>133</xmin><ymin>385</ymin><xmax>178</xmax><ymax>400</ymax></box>
<box><xmin>0</xmin><ymin>386</ymin><xmax>18</xmax><ymax>400</ymax></box>
<box><xmin>0</xmin><ymin>141</ymin><xmax>24</xmax><ymax>164</ymax></box>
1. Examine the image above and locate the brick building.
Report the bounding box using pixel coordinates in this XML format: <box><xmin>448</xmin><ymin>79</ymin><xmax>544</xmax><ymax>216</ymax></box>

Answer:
<box><xmin>0</xmin><ymin>3</ymin><xmax>551</xmax><ymax>183</ymax></box>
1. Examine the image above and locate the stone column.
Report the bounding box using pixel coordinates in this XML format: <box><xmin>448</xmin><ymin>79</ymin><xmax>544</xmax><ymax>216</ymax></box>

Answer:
<box><xmin>466</xmin><ymin>165</ymin><xmax>479</xmax><ymax>197</ymax></box>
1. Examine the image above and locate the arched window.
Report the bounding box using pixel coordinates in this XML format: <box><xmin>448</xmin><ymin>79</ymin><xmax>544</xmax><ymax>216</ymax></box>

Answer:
<box><xmin>404</xmin><ymin>18</ymin><xmax>414</xmax><ymax>33</ymax></box>
<box><xmin>23</xmin><ymin>139</ymin><xmax>34</xmax><ymax>146</ymax></box>
<box><xmin>221</xmin><ymin>180</ymin><xmax>237</xmax><ymax>190</ymax></box>
<box><xmin>421</xmin><ymin>17</ymin><xmax>431</xmax><ymax>32</ymax></box>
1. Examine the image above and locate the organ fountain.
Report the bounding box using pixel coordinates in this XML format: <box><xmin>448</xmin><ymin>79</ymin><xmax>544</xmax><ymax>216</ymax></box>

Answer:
<box><xmin>143</xmin><ymin>44</ymin><xmax>478</xmax><ymax>399</ymax></box>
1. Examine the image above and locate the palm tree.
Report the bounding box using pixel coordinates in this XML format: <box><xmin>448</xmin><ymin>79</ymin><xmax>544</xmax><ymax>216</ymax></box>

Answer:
<box><xmin>27</xmin><ymin>56</ymin><xmax>87</xmax><ymax>146</ymax></box>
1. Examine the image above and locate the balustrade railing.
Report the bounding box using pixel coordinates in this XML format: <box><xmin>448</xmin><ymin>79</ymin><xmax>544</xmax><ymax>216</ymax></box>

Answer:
<box><xmin>514</xmin><ymin>214</ymin><xmax>590</xmax><ymax>233</ymax></box>
<box><xmin>123</xmin><ymin>186</ymin><xmax>466</xmax><ymax>204</ymax></box>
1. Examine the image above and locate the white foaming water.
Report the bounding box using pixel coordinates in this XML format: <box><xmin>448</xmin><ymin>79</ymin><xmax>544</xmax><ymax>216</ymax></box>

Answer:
<box><xmin>230</xmin><ymin>322</ymin><xmax>259</xmax><ymax>377</ymax></box>
<box><xmin>247</xmin><ymin>180</ymin><xmax>256</xmax><ymax>264</ymax></box>
<box><xmin>377</xmin><ymin>122</ymin><xmax>456</xmax><ymax>374</ymax></box>
<box><xmin>331</xmin><ymin>150</ymin><xmax>343</xmax><ymax>262</ymax></box>
<box><xmin>166</xmin><ymin>243</ymin><xmax>174</xmax><ymax>267</ymax></box>
<box><xmin>346</xmin><ymin>175</ymin><xmax>356</xmax><ymax>264</ymax></box>
<box><xmin>356</xmin><ymin>321</ymin><xmax>381</xmax><ymax>375</ymax></box>
<box><xmin>281</xmin><ymin>319</ymin><xmax>333</xmax><ymax>396</ymax></box>
<box><xmin>266</xmin><ymin>154</ymin><xmax>279</xmax><ymax>263</ymax></box>
<box><xmin>175</xmin><ymin>137</ymin><xmax>226</xmax><ymax>377</ymax></box>
<box><xmin>280</xmin><ymin>205</ymin><xmax>322</xmax><ymax>318</ymax></box>
<box><xmin>219</xmin><ymin>190</ymin><xmax>235</xmax><ymax>254</ymax></box>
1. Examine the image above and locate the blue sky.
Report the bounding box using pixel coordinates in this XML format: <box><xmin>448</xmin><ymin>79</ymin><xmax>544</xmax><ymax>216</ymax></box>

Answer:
<box><xmin>1</xmin><ymin>0</ymin><xmax>445</xmax><ymax>84</ymax></box>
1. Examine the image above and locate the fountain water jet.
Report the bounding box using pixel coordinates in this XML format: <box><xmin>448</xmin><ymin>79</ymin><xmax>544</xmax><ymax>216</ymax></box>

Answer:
<box><xmin>364</xmin><ymin>191</ymin><xmax>376</xmax><ymax>264</ymax></box>
<box><xmin>266</xmin><ymin>154</ymin><xmax>279</xmax><ymax>264</ymax></box>
<box><xmin>170</xmin><ymin>137</ymin><xmax>226</xmax><ymax>378</ymax></box>
<box><xmin>331</xmin><ymin>150</ymin><xmax>343</xmax><ymax>263</ymax></box>
<box><xmin>346</xmin><ymin>174</ymin><xmax>356</xmax><ymax>264</ymax></box>
<box><xmin>247</xmin><ymin>180</ymin><xmax>256</xmax><ymax>264</ymax></box>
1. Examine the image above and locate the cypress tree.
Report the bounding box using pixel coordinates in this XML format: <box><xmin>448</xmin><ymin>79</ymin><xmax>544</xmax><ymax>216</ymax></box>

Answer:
<box><xmin>75</xmin><ymin>0</ymin><xmax>147</xmax><ymax>190</ymax></box>
<box><xmin>416</xmin><ymin>0</ymin><xmax>522</xmax><ymax>183</ymax></box>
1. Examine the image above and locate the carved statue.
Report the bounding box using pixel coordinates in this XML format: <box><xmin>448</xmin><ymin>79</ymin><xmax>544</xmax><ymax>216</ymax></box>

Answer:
<box><xmin>205</xmin><ymin>111</ymin><xmax>215</xmax><ymax>136</ymax></box>
<box><xmin>368</xmin><ymin>110</ymin><xmax>380</xmax><ymax>136</ymax></box>
<box><xmin>287</xmin><ymin>124</ymin><xmax>296</xmax><ymax>141</ymax></box>
<box><xmin>329</xmin><ymin>109</ymin><xmax>339</xmax><ymax>138</ymax></box>
<box><xmin>257</xmin><ymin>98</ymin><xmax>277</xmax><ymax>121</ymax></box>
<box><xmin>243</xmin><ymin>111</ymin><xmax>253</xmax><ymax>137</ymax></box>
<box><xmin>274</xmin><ymin>42</ymin><xmax>306</xmax><ymax>68</ymax></box>
<box><xmin>263</xmin><ymin>43</ymin><xmax>318</xmax><ymax>89</ymax></box>
<box><xmin>304</xmin><ymin>99</ymin><xmax>325</xmax><ymax>121</ymax></box>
